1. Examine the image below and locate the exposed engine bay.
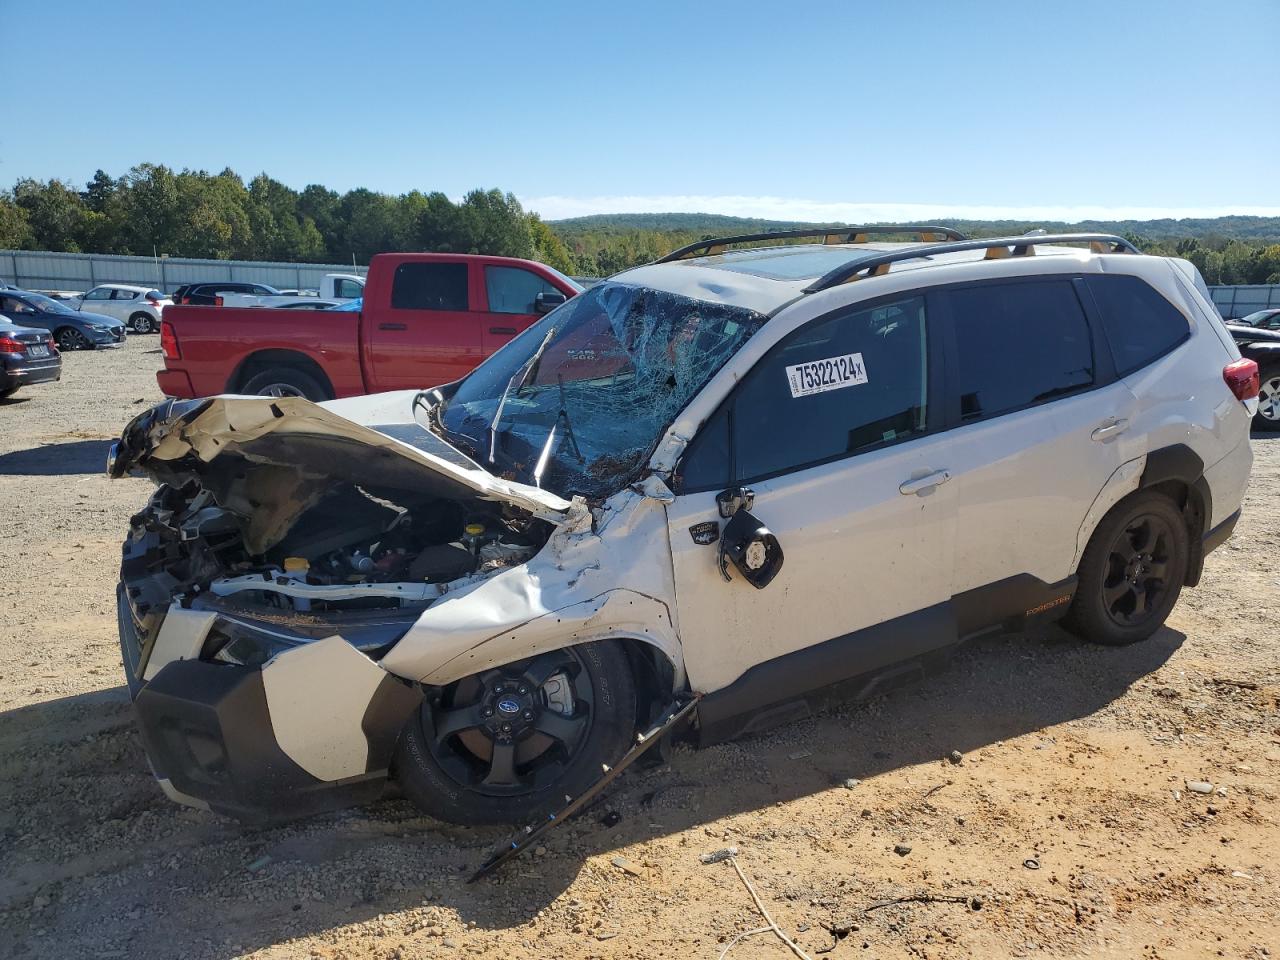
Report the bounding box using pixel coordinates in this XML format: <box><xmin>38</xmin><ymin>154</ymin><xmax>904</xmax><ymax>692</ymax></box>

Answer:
<box><xmin>113</xmin><ymin>396</ymin><xmax>562</xmax><ymax>672</ymax></box>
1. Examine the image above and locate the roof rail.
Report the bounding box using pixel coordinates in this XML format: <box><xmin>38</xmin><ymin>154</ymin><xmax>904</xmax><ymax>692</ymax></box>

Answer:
<box><xmin>655</xmin><ymin>225</ymin><xmax>968</xmax><ymax>263</ymax></box>
<box><xmin>803</xmin><ymin>233</ymin><xmax>1141</xmax><ymax>293</ymax></box>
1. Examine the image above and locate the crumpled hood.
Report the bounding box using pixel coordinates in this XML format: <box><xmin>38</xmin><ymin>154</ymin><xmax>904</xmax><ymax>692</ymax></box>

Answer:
<box><xmin>111</xmin><ymin>393</ymin><xmax>575</xmax><ymax>548</ymax></box>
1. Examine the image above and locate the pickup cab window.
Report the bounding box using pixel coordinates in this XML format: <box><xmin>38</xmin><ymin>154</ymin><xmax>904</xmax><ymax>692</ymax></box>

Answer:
<box><xmin>391</xmin><ymin>263</ymin><xmax>468</xmax><ymax>311</ymax></box>
<box><xmin>485</xmin><ymin>266</ymin><xmax>559</xmax><ymax>314</ymax></box>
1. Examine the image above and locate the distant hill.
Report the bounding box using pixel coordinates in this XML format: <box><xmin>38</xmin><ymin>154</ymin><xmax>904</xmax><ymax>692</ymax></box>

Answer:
<box><xmin>551</xmin><ymin>212</ymin><xmax>1280</xmax><ymax>243</ymax></box>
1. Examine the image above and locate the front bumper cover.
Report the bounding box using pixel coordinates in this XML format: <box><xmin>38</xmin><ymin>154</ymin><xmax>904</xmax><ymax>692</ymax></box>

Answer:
<box><xmin>119</xmin><ymin>590</ymin><xmax>422</xmax><ymax>820</ymax></box>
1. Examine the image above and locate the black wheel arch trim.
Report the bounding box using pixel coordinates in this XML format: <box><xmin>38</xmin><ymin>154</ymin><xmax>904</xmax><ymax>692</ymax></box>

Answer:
<box><xmin>1136</xmin><ymin>444</ymin><xmax>1210</xmax><ymax>587</ymax></box>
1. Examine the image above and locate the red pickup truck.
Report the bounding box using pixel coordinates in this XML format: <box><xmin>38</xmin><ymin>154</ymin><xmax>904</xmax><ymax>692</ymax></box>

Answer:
<box><xmin>157</xmin><ymin>253</ymin><xmax>583</xmax><ymax>400</ymax></box>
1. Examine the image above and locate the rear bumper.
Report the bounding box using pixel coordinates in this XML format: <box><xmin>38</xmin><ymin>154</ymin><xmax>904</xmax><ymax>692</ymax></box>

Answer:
<box><xmin>156</xmin><ymin>368</ymin><xmax>196</xmax><ymax>398</ymax></box>
<box><xmin>117</xmin><ymin>587</ymin><xmax>420</xmax><ymax>820</ymax></box>
<box><xmin>2</xmin><ymin>358</ymin><xmax>61</xmax><ymax>387</ymax></box>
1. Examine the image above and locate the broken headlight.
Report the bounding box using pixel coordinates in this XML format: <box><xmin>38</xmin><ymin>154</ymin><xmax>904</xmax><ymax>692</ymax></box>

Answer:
<box><xmin>202</xmin><ymin>620</ymin><xmax>301</xmax><ymax>668</ymax></box>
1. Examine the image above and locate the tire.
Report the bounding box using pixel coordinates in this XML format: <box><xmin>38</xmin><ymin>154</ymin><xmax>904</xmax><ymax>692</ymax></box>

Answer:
<box><xmin>129</xmin><ymin>313</ymin><xmax>155</xmax><ymax>334</ymax></box>
<box><xmin>240</xmin><ymin>367</ymin><xmax>331</xmax><ymax>401</ymax></box>
<box><xmin>1254</xmin><ymin>364</ymin><xmax>1280</xmax><ymax>432</ymax></box>
<box><xmin>395</xmin><ymin>639</ymin><xmax>637</xmax><ymax>826</ymax></box>
<box><xmin>1063</xmin><ymin>490</ymin><xmax>1189</xmax><ymax>646</ymax></box>
<box><xmin>55</xmin><ymin>327</ymin><xmax>92</xmax><ymax>351</ymax></box>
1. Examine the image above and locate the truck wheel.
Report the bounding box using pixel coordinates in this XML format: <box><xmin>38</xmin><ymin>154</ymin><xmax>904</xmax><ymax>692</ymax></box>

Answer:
<box><xmin>1255</xmin><ymin>365</ymin><xmax>1280</xmax><ymax>432</ymax></box>
<box><xmin>240</xmin><ymin>368</ymin><xmax>331</xmax><ymax>401</ymax></box>
<box><xmin>1063</xmin><ymin>490</ymin><xmax>1189</xmax><ymax>646</ymax></box>
<box><xmin>395</xmin><ymin>640</ymin><xmax>637</xmax><ymax>826</ymax></box>
<box><xmin>129</xmin><ymin>313</ymin><xmax>155</xmax><ymax>334</ymax></box>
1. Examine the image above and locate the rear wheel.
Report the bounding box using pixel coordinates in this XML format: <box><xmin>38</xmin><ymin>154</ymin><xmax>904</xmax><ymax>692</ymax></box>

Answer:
<box><xmin>240</xmin><ymin>367</ymin><xmax>331</xmax><ymax>401</ymax></box>
<box><xmin>55</xmin><ymin>327</ymin><xmax>91</xmax><ymax>351</ymax></box>
<box><xmin>1064</xmin><ymin>491</ymin><xmax>1189</xmax><ymax>646</ymax></box>
<box><xmin>129</xmin><ymin>313</ymin><xmax>155</xmax><ymax>334</ymax></box>
<box><xmin>1255</xmin><ymin>365</ymin><xmax>1280</xmax><ymax>432</ymax></box>
<box><xmin>395</xmin><ymin>640</ymin><xmax>637</xmax><ymax>825</ymax></box>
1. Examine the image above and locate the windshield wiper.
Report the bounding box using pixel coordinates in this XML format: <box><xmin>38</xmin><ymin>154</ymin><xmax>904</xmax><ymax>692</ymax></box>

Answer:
<box><xmin>489</xmin><ymin>327</ymin><xmax>555</xmax><ymax>464</ymax></box>
<box><xmin>532</xmin><ymin>375</ymin><xmax>584</xmax><ymax>489</ymax></box>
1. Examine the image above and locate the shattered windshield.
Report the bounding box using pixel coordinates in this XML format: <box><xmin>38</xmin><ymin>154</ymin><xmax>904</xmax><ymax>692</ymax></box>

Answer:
<box><xmin>439</xmin><ymin>282</ymin><xmax>766</xmax><ymax>499</ymax></box>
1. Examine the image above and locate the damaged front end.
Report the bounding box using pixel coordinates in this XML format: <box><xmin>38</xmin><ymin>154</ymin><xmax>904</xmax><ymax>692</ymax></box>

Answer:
<box><xmin>113</xmin><ymin>394</ymin><xmax>570</xmax><ymax>818</ymax></box>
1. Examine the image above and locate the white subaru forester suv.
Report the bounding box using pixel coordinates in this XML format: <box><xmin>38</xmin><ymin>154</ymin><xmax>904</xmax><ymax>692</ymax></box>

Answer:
<box><xmin>110</xmin><ymin>228</ymin><xmax>1257</xmax><ymax>829</ymax></box>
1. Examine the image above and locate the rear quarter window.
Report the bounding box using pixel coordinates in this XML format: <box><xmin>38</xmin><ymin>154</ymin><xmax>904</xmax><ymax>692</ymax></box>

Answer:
<box><xmin>1085</xmin><ymin>275</ymin><xmax>1190</xmax><ymax>377</ymax></box>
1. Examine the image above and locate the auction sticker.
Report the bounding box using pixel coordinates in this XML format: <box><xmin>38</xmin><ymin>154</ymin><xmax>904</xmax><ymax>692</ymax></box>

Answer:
<box><xmin>785</xmin><ymin>352</ymin><xmax>868</xmax><ymax>398</ymax></box>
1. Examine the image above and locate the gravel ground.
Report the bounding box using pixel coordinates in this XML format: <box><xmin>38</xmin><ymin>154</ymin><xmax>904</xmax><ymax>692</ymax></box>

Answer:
<box><xmin>1</xmin><ymin>337</ymin><xmax>1277</xmax><ymax>959</ymax></box>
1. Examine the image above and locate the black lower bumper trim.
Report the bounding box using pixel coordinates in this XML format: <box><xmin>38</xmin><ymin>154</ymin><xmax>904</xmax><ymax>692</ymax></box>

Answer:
<box><xmin>1202</xmin><ymin>509</ymin><xmax>1240</xmax><ymax>556</ymax></box>
<box><xmin>134</xmin><ymin>659</ymin><xmax>394</xmax><ymax>821</ymax></box>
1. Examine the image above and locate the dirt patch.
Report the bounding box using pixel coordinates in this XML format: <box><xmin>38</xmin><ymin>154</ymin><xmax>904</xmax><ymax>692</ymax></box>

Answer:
<box><xmin>0</xmin><ymin>338</ymin><xmax>1277</xmax><ymax>958</ymax></box>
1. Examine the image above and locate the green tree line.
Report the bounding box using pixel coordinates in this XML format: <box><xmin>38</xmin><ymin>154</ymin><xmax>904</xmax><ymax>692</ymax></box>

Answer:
<box><xmin>3</xmin><ymin>167</ymin><xmax>1279</xmax><ymax>284</ymax></box>
<box><xmin>0</xmin><ymin>164</ymin><xmax>575</xmax><ymax>274</ymax></box>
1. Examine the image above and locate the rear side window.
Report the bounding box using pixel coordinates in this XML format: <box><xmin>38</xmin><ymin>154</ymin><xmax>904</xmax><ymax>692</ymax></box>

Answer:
<box><xmin>725</xmin><ymin>295</ymin><xmax>929</xmax><ymax>483</ymax></box>
<box><xmin>1084</xmin><ymin>275</ymin><xmax>1190</xmax><ymax>376</ymax></box>
<box><xmin>946</xmin><ymin>280</ymin><xmax>1094</xmax><ymax>423</ymax></box>
<box><xmin>112</xmin><ymin>289</ymin><xmax>138</xmax><ymax>300</ymax></box>
<box><xmin>391</xmin><ymin>263</ymin><xmax>469</xmax><ymax>311</ymax></box>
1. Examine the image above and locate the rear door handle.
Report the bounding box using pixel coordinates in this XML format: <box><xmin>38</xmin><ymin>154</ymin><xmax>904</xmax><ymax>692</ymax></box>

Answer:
<box><xmin>489</xmin><ymin>326</ymin><xmax>518</xmax><ymax>335</ymax></box>
<box><xmin>899</xmin><ymin>470</ymin><xmax>952</xmax><ymax>496</ymax></box>
<box><xmin>1090</xmin><ymin>418</ymin><xmax>1129</xmax><ymax>442</ymax></box>
<box><xmin>378</xmin><ymin>322</ymin><xmax>407</xmax><ymax>331</ymax></box>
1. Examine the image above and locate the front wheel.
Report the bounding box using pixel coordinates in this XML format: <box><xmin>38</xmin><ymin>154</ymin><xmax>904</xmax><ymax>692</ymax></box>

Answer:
<box><xmin>129</xmin><ymin>313</ymin><xmax>155</xmax><ymax>334</ymax></box>
<box><xmin>55</xmin><ymin>327</ymin><xmax>92</xmax><ymax>351</ymax></box>
<box><xmin>1254</xmin><ymin>365</ymin><xmax>1280</xmax><ymax>432</ymax></box>
<box><xmin>1063</xmin><ymin>490</ymin><xmax>1189</xmax><ymax>646</ymax></box>
<box><xmin>395</xmin><ymin>640</ymin><xmax>637</xmax><ymax>826</ymax></box>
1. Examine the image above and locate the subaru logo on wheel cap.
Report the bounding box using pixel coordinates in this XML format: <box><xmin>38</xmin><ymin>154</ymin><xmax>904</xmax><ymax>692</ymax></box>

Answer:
<box><xmin>496</xmin><ymin>698</ymin><xmax>521</xmax><ymax>715</ymax></box>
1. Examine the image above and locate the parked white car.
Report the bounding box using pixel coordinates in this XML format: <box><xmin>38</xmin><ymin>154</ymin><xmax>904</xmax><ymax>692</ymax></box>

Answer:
<box><xmin>109</xmin><ymin>228</ymin><xmax>1256</xmax><ymax>828</ymax></box>
<box><xmin>73</xmin><ymin>284</ymin><xmax>172</xmax><ymax>333</ymax></box>
<box><xmin>217</xmin><ymin>273</ymin><xmax>365</xmax><ymax>309</ymax></box>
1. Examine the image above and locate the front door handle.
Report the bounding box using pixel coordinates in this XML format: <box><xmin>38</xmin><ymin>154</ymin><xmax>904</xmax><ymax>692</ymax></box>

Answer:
<box><xmin>898</xmin><ymin>470</ymin><xmax>952</xmax><ymax>496</ymax></box>
<box><xmin>489</xmin><ymin>326</ymin><xmax>518</xmax><ymax>335</ymax></box>
<box><xmin>378</xmin><ymin>322</ymin><xmax>407</xmax><ymax>331</ymax></box>
<box><xmin>1090</xmin><ymin>418</ymin><xmax>1129</xmax><ymax>442</ymax></box>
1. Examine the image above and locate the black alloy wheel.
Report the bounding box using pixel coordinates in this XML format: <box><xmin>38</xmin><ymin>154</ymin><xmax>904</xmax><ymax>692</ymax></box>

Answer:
<box><xmin>1100</xmin><ymin>513</ymin><xmax>1174</xmax><ymax>628</ymax></box>
<box><xmin>395</xmin><ymin>639</ymin><xmax>637</xmax><ymax>825</ymax></box>
<box><xmin>1064</xmin><ymin>490</ymin><xmax>1189</xmax><ymax>646</ymax></box>
<box><xmin>56</xmin><ymin>328</ymin><xmax>92</xmax><ymax>351</ymax></box>
<box><xmin>426</xmin><ymin>648</ymin><xmax>593</xmax><ymax>795</ymax></box>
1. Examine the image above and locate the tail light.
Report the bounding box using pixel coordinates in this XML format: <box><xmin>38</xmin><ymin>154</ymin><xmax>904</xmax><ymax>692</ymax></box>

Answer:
<box><xmin>47</xmin><ymin>337</ymin><xmax>58</xmax><ymax>354</ymax></box>
<box><xmin>161</xmin><ymin>320</ymin><xmax>181</xmax><ymax>361</ymax></box>
<box><xmin>0</xmin><ymin>335</ymin><xmax>25</xmax><ymax>353</ymax></box>
<box><xmin>146</xmin><ymin>295</ymin><xmax>163</xmax><ymax>305</ymax></box>
<box><xmin>1223</xmin><ymin>358</ymin><xmax>1259</xmax><ymax>402</ymax></box>
<box><xmin>179</xmin><ymin>296</ymin><xmax>191</xmax><ymax>305</ymax></box>
<box><xmin>214</xmin><ymin>295</ymin><xmax>224</xmax><ymax>307</ymax></box>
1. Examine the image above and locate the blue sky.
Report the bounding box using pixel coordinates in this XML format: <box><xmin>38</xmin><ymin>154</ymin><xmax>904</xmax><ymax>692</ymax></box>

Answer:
<box><xmin>4</xmin><ymin>0</ymin><xmax>1277</xmax><ymax>221</ymax></box>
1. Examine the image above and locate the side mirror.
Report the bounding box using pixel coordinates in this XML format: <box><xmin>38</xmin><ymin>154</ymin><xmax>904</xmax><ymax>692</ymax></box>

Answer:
<box><xmin>718</xmin><ymin>509</ymin><xmax>784</xmax><ymax>589</ymax></box>
<box><xmin>534</xmin><ymin>291</ymin><xmax>567</xmax><ymax>315</ymax></box>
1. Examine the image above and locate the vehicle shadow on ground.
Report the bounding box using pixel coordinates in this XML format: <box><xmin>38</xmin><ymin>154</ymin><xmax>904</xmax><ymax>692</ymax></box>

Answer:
<box><xmin>0</xmin><ymin>439</ymin><xmax>112</xmax><ymax>476</ymax></box>
<box><xmin>0</xmin><ymin>624</ymin><xmax>1183</xmax><ymax>957</ymax></box>
<box><xmin>0</xmin><ymin>396</ymin><xmax>31</xmax><ymax>407</ymax></box>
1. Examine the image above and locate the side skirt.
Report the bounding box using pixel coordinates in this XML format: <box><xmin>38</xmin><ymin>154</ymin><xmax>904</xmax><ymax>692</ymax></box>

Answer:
<box><xmin>695</xmin><ymin>573</ymin><xmax>1077</xmax><ymax>747</ymax></box>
